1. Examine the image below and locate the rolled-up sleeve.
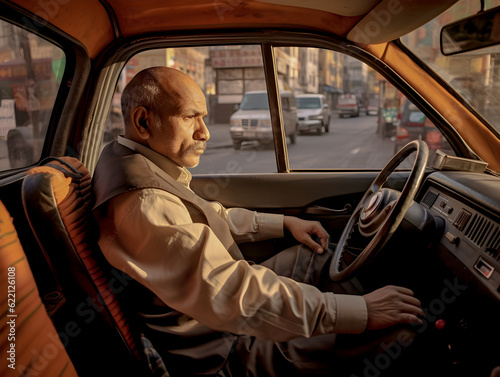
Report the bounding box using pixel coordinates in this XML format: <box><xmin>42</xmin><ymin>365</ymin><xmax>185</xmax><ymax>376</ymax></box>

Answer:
<box><xmin>96</xmin><ymin>188</ymin><xmax>367</xmax><ymax>342</ymax></box>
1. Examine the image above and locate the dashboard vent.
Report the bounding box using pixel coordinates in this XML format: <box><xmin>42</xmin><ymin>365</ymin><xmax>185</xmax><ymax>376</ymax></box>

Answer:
<box><xmin>485</xmin><ymin>226</ymin><xmax>500</xmax><ymax>261</ymax></box>
<box><xmin>465</xmin><ymin>214</ymin><xmax>495</xmax><ymax>247</ymax></box>
<box><xmin>453</xmin><ymin>209</ymin><xmax>472</xmax><ymax>231</ymax></box>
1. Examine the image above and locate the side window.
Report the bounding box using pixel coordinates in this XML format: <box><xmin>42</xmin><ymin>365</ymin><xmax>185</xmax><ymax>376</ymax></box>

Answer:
<box><xmin>275</xmin><ymin>46</ymin><xmax>454</xmax><ymax>169</ymax></box>
<box><xmin>106</xmin><ymin>45</ymin><xmax>279</xmax><ymax>174</ymax></box>
<box><xmin>105</xmin><ymin>44</ymin><xmax>454</xmax><ymax>173</ymax></box>
<box><xmin>0</xmin><ymin>21</ymin><xmax>65</xmax><ymax>170</ymax></box>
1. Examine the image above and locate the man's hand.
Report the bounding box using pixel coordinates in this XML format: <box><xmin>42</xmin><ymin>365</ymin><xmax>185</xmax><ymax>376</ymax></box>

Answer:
<box><xmin>283</xmin><ymin>216</ymin><xmax>329</xmax><ymax>254</ymax></box>
<box><xmin>364</xmin><ymin>286</ymin><xmax>424</xmax><ymax>330</ymax></box>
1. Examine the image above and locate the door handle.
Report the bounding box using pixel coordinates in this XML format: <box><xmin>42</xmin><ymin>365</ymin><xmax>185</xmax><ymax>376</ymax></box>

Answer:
<box><xmin>305</xmin><ymin>204</ymin><xmax>352</xmax><ymax>216</ymax></box>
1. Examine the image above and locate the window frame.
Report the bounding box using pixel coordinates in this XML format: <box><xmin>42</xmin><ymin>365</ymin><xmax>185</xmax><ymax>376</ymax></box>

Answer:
<box><xmin>0</xmin><ymin>3</ymin><xmax>89</xmax><ymax>175</ymax></box>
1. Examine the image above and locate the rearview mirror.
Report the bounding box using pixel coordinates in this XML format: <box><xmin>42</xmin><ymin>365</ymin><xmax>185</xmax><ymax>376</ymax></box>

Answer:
<box><xmin>441</xmin><ymin>6</ymin><xmax>500</xmax><ymax>55</ymax></box>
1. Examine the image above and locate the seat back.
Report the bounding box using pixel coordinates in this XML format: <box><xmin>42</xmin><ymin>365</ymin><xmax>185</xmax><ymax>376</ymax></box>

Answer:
<box><xmin>21</xmin><ymin>157</ymin><xmax>168</xmax><ymax>376</ymax></box>
<box><xmin>0</xmin><ymin>199</ymin><xmax>79</xmax><ymax>377</ymax></box>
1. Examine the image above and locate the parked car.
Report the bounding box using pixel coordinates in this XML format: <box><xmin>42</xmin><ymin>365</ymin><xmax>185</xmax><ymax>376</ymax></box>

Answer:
<box><xmin>296</xmin><ymin>94</ymin><xmax>331</xmax><ymax>134</ymax></box>
<box><xmin>2</xmin><ymin>1</ymin><xmax>500</xmax><ymax>377</ymax></box>
<box><xmin>336</xmin><ymin>94</ymin><xmax>359</xmax><ymax>117</ymax></box>
<box><xmin>229</xmin><ymin>90</ymin><xmax>298</xmax><ymax>149</ymax></box>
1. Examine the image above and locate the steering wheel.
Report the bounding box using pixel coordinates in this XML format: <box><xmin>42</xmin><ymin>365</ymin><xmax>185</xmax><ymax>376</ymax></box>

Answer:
<box><xmin>330</xmin><ymin>140</ymin><xmax>429</xmax><ymax>282</ymax></box>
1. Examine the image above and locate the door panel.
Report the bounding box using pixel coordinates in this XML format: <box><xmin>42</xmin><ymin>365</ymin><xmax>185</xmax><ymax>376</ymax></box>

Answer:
<box><xmin>191</xmin><ymin>171</ymin><xmax>412</xmax><ymax>251</ymax></box>
<box><xmin>191</xmin><ymin>171</ymin><xmax>411</xmax><ymax>209</ymax></box>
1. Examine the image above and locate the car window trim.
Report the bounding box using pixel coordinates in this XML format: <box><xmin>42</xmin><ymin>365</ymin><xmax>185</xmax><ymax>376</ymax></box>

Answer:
<box><xmin>79</xmin><ymin>62</ymin><xmax>123</xmax><ymax>173</ymax></box>
<box><xmin>262</xmin><ymin>43</ymin><xmax>289</xmax><ymax>173</ymax></box>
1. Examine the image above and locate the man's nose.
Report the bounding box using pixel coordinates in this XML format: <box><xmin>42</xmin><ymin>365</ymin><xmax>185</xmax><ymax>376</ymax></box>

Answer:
<box><xmin>195</xmin><ymin>118</ymin><xmax>210</xmax><ymax>141</ymax></box>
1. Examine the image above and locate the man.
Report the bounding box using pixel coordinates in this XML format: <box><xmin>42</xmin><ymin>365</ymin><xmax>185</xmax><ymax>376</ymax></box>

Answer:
<box><xmin>93</xmin><ymin>67</ymin><xmax>423</xmax><ymax>376</ymax></box>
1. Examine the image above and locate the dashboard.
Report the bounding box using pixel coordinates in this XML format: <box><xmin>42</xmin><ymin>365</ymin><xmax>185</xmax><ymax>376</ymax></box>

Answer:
<box><xmin>419</xmin><ymin>170</ymin><xmax>500</xmax><ymax>302</ymax></box>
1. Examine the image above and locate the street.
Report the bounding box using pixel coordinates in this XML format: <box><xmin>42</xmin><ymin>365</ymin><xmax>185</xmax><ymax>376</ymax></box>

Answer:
<box><xmin>191</xmin><ymin>114</ymin><xmax>407</xmax><ymax>175</ymax></box>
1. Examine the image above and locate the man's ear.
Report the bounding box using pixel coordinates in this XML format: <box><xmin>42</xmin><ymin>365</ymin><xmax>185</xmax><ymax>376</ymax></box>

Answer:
<box><xmin>131</xmin><ymin>106</ymin><xmax>150</xmax><ymax>140</ymax></box>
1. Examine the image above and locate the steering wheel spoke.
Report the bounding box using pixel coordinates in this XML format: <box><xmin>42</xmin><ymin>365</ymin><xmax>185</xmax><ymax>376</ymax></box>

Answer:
<box><xmin>330</xmin><ymin>140</ymin><xmax>429</xmax><ymax>282</ymax></box>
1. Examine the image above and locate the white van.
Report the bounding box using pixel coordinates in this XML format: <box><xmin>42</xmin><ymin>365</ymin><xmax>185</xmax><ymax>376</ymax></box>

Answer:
<box><xmin>229</xmin><ymin>91</ymin><xmax>298</xmax><ymax>149</ymax></box>
<box><xmin>296</xmin><ymin>94</ymin><xmax>331</xmax><ymax>134</ymax></box>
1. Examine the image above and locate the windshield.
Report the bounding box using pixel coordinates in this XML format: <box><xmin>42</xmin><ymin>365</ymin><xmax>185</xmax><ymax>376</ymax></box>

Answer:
<box><xmin>402</xmin><ymin>0</ymin><xmax>500</xmax><ymax>134</ymax></box>
<box><xmin>297</xmin><ymin>97</ymin><xmax>321</xmax><ymax>109</ymax></box>
<box><xmin>338</xmin><ymin>97</ymin><xmax>357</xmax><ymax>105</ymax></box>
<box><xmin>239</xmin><ymin>92</ymin><xmax>269</xmax><ymax>110</ymax></box>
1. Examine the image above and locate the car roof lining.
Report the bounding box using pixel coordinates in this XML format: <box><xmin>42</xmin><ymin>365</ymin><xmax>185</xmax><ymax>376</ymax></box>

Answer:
<box><xmin>256</xmin><ymin>0</ymin><xmax>380</xmax><ymax>17</ymax></box>
<box><xmin>4</xmin><ymin>0</ymin><xmax>460</xmax><ymax>58</ymax></box>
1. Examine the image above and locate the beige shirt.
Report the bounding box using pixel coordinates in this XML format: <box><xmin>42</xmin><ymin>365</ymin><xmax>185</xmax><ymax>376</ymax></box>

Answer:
<box><xmin>95</xmin><ymin>137</ymin><xmax>367</xmax><ymax>343</ymax></box>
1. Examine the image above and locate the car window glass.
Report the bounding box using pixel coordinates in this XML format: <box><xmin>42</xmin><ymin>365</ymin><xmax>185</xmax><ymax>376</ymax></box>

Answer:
<box><xmin>0</xmin><ymin>20</ymin><xmax>65</xmax><ymax>170</ymax></box>
<box><xmin>105</xmin><ymin>45</ymin><xmax>278</xmax><ymax>174</ymax></box>
<box><xmin>240</xmin><ymin>92</ymin><xmax>269</xmax><ymax>110</ymax></box>
<box><xmin>275</xmin><ymin>46</ymin><xmax>454</xmax><ymax>170</ymax></box>
<box><xmin>297</xmin><ymin>97</ymin><xmax>321</xmax><ymax>109</ymax></box>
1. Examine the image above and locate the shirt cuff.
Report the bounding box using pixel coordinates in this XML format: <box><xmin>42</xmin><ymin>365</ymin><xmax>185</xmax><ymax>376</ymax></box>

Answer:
<box><xmin>255</xmin><ymin>213</ymin><xmax>284</xmax><ymax>238</ymax></box>
<box><xmin>333</xmin><ymin>294</ymin><xmax>367</xmax><ymax>334</ymax></box>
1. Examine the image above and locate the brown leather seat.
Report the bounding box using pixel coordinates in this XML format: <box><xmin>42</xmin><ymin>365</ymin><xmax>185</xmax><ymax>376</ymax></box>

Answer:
<box><xmin>21</xmin><ymin>157</ymin><xmax>168</xmax><ymax>377</ymax></box>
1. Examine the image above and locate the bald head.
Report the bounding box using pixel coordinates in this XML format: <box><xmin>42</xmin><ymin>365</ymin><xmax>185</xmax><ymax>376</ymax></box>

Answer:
<box><xmin>121</xmin><ymin>66</ymin><xmax>199</xmax><ymax>130</ymax></box>
<box><xmin>121</xmin><ymin>66</ymin><xmax>210</xmax><ymax>167</ymax></box>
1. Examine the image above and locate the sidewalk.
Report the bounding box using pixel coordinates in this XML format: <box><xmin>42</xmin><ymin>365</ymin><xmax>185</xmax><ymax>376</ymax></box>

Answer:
<box><xmin>206</xmin><ymin>123</ymin><xmax>233</xmax><ymax>149</ymax></box>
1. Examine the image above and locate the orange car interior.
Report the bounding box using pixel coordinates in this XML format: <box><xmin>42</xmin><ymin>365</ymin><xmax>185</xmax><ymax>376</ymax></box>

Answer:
<box><xmin>21</xmin><ymin>157</ymin><xmax>165</xmax><ymax>376</ymax></box>
<box><xmin>0</xmin><ymin>200</ymin><xmax>78</xmax><ymax>377</ymax></box>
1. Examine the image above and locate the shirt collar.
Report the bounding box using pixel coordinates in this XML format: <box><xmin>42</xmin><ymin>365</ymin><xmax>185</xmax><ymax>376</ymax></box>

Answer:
<box><xmin>117</xmin><ymin>136</ymin><xmax>192</xmax><ymax>187</ymax></box>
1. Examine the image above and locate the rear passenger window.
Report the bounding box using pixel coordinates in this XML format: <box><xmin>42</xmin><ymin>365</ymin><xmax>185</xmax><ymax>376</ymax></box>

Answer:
<box><xmin>0</xmin><ymin>20</ymin><xmax>65</xmax><ymax>170</ymax></box>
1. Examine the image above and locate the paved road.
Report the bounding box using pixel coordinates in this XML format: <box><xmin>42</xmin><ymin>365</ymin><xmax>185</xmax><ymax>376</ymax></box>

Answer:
<box><xmin>191</xmin><ymin>115</ymin><xmax>407</xmax><ymax>175</ymax></box>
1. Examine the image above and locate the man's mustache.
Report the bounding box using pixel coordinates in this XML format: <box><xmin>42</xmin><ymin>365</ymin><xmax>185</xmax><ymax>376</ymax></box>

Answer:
<box><xmin>188</xmin><ymin>141</ymin><xmax>207</xmax><ymax>151</ymax></box>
